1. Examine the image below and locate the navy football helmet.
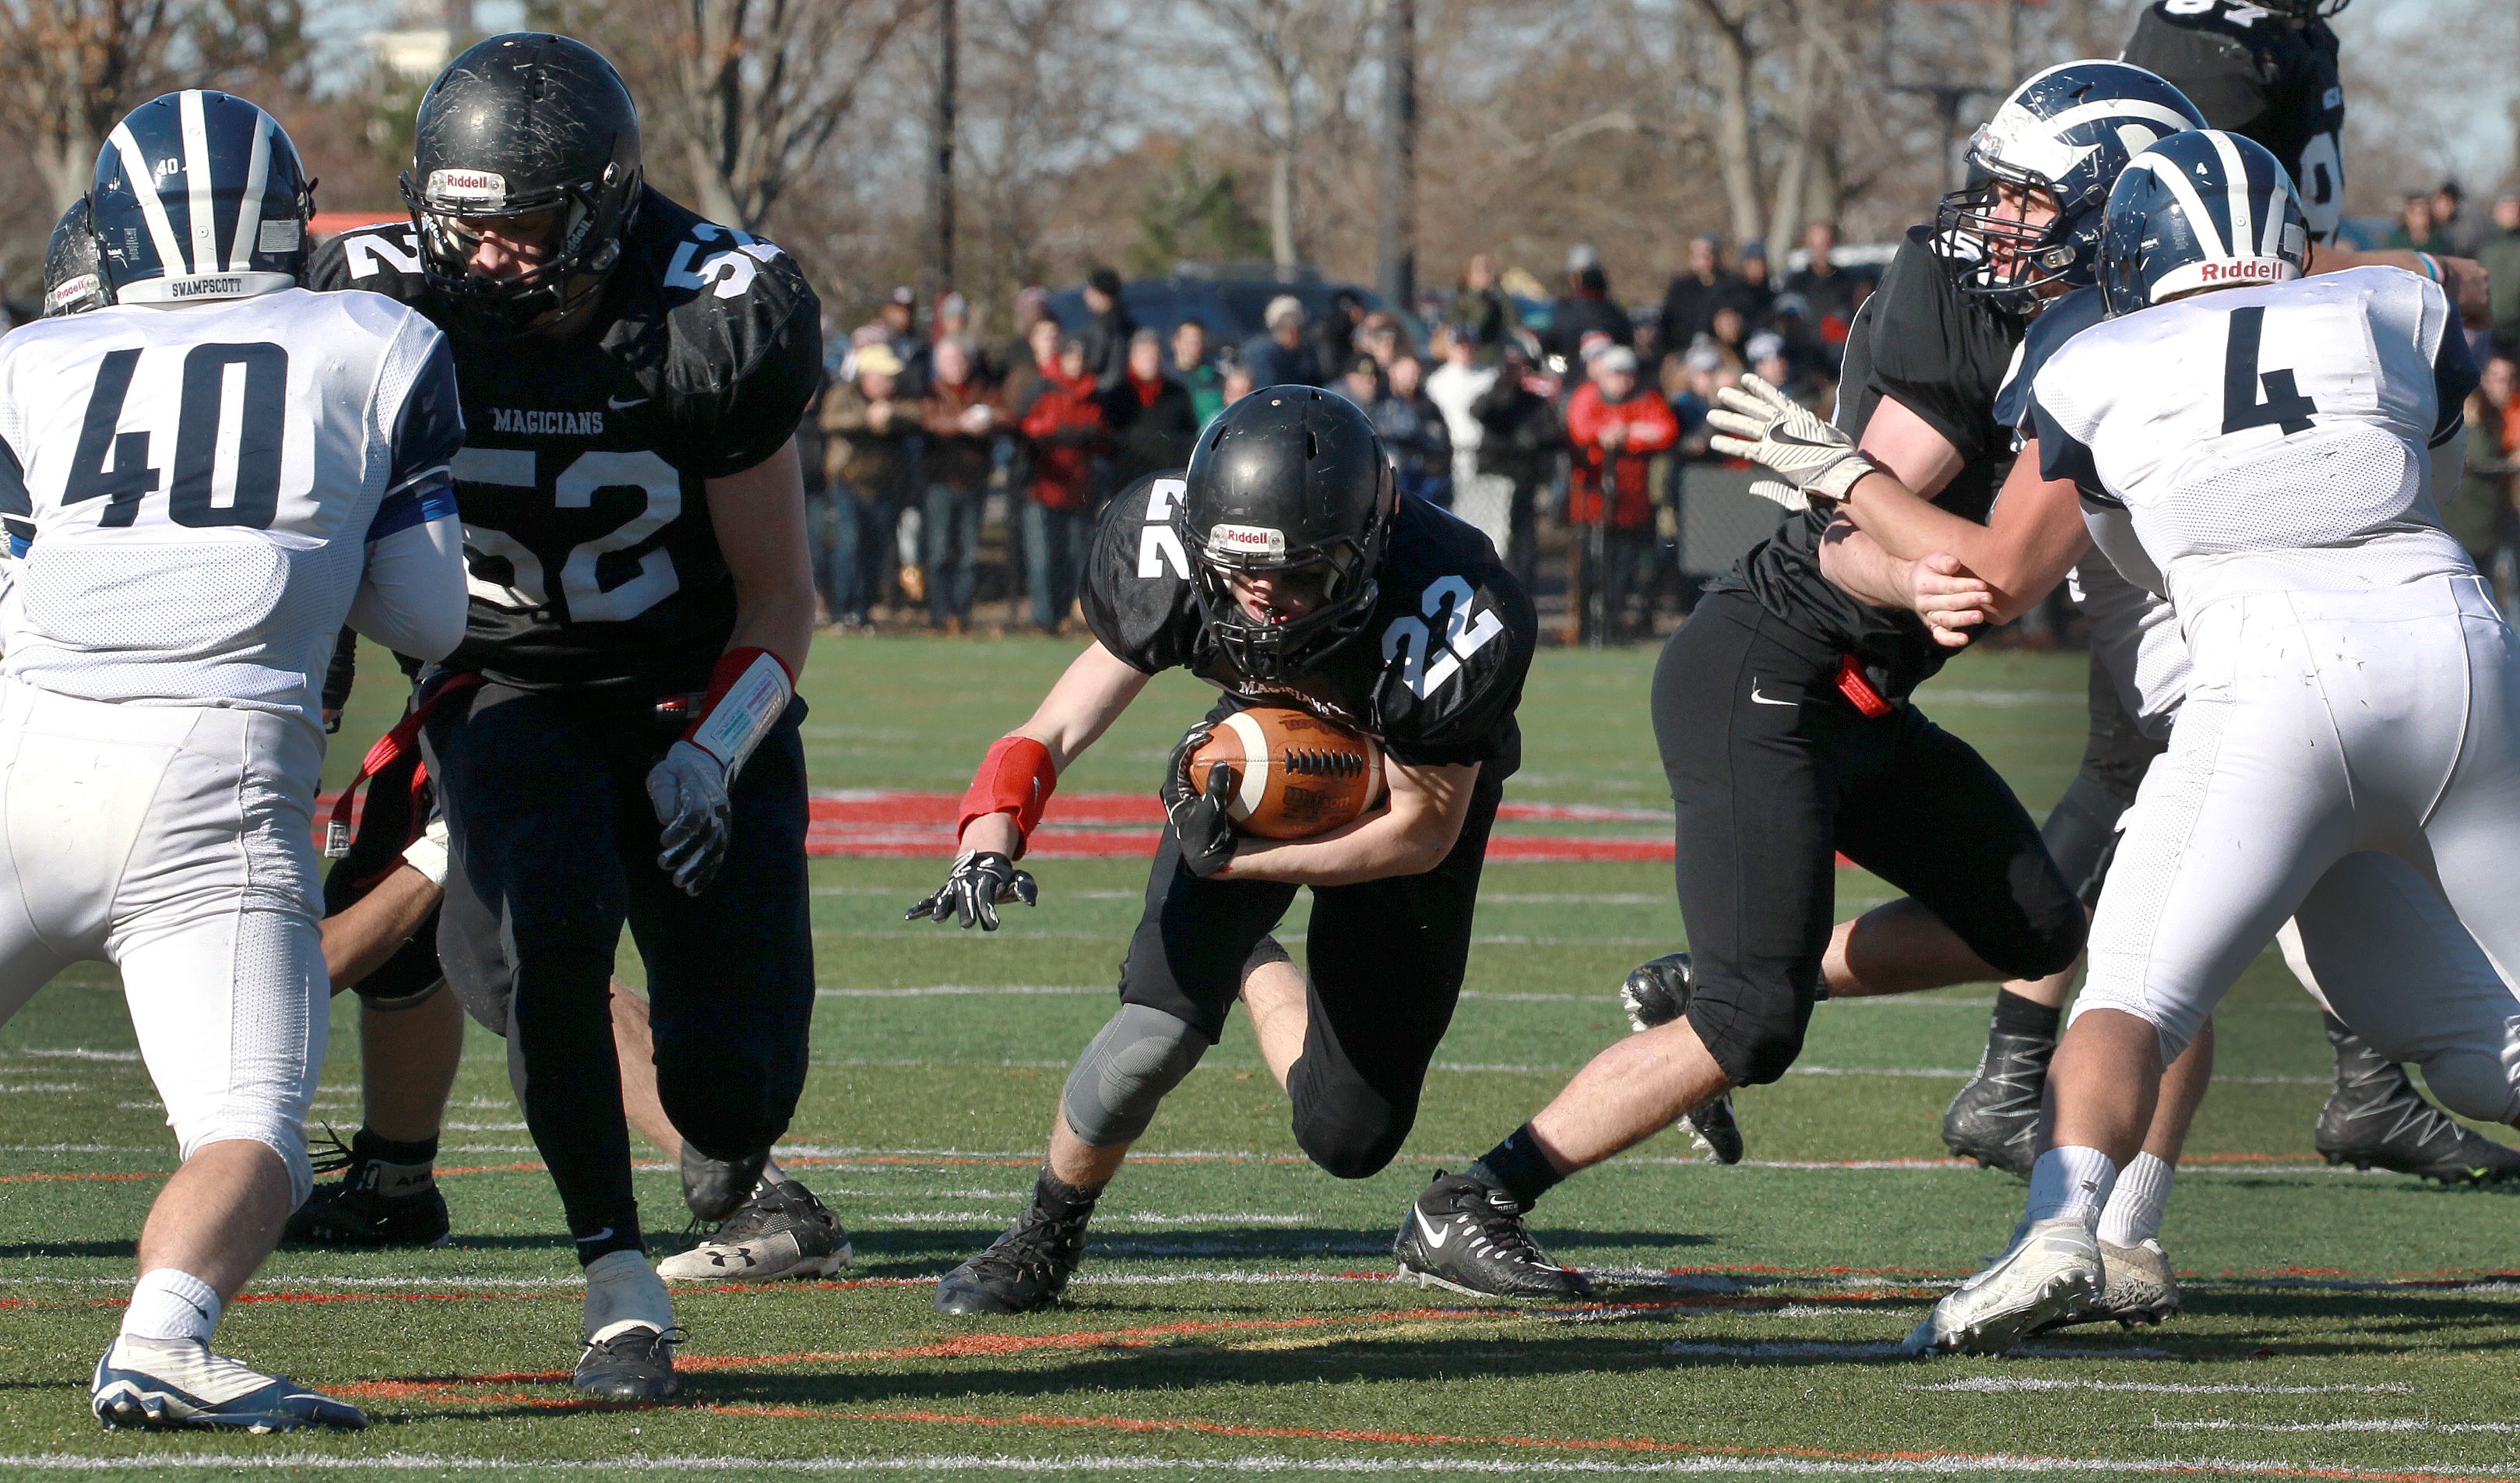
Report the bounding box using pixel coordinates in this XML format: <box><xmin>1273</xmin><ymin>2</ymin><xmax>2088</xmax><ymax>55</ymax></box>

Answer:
<box><xmin>1934</xmin><ymin>61</ymin><xmax>2207</xmax><ymax>312</ymax></box>
<box><xmin>42</xmin><ymin>197</ymin><xmax>111</xmax><ymax>318</ymax></box>
<box><xmin>2098</xmin><ymin>130</ymin><xmax>2310</xmax><ymax>318</ymax></box>
<box><xmin>86</xmin><ymin>90</ymin><xmax>312</xmax><ymax>305</ymax></box>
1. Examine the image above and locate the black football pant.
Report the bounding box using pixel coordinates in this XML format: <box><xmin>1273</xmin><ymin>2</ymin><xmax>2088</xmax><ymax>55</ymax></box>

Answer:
<box><xmin>423</xmin><ymin>681</ymin><xmax>816</xmax><ymax>1264</ymax></box>
<box><xmin>1655</xmin><ymin>594</ymin><xmax>2085</xmax><ymax>1087</ymax></box>
<box><xmin>1117</xmin><ymin>737</ymin><xmax>1506</xmax><ymax>1179</ymax></box>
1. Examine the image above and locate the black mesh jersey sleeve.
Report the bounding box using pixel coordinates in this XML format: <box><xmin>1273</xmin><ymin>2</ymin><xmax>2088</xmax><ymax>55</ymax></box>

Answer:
<box><xmin>1080</xmin><ymin>470</ymin><xmax>1202</xmax><ymax>675</ymax></box>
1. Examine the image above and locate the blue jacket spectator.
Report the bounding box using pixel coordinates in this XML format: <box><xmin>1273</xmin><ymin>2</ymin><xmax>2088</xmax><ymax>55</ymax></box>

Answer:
<box><xmin>1241</xmin><ymin>294</ymin><xmax>1323</xmax><ymax>388</ymax></box>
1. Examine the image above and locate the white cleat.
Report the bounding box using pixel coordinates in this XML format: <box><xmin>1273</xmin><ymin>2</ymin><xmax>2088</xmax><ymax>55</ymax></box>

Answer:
<box><xmin>1903</xmin><ymin>1217</ymin><xmax>2103</xmax><ymax>1356</ymax></box>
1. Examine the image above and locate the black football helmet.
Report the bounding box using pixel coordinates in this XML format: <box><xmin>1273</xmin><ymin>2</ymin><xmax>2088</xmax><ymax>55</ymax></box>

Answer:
<box><xmin>399</xmin><ymin>32</ymin><xmax>642</xmax><ymax>334</ymax></box>
<box><xmin>43</xmin><ymin>197</ymin><xmax>110</xmax><ymax>317</ymax></box>
<box><xmin>1177</xmin><ymin>386</ymin><xmax>1397</xmax><ymax>682</ymax></box>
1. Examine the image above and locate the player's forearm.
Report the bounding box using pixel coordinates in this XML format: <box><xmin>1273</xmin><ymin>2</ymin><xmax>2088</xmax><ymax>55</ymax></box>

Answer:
<box><xmin>1220</xmin><ymin>801</ymin><xmax>1458</xmax><ymax>886</ymax></box>
<box><xmin>1222</xmin><ymin>763</ymin><xmax>1476</xmax><ymax>886</ymax></box>
<box><xmin>2311</xmin><ymin>242</ymin><xmax>2490</xmax><ymax>323</ymax></box>
<box><xmin>322</xmin><ymin>865</ymin><xmax>443</xmax><ymax>991</ymax></box>
<box><xmin>725</xmin><ymin>579</ymin><xmax>815</xmax><ymax>679</ymax></box>
<box><xmin>955</xmin><ymin>642</ymin><xmax>1152</xmax><ymax>856</ymax></box>
<box><xmin>1817</xmin><ymin>523</ymin><xmax>1929</xmax><ymax>611</ymax></box>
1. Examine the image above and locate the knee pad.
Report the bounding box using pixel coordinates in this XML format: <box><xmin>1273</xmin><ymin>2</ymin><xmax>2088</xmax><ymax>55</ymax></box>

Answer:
<box><xmin>1982</xmin><ymin>868</ymin><xmax>2089</xmax><ymax>981</ymax></box>
<box><xmin>2415</xmin><ymin>1044</ymin><xmax>2520</xmax><ymax>1125</ymax></box>
<box><xmin>1688</xmin><ymin>984</ymin><xmax>1811</xmax><ymax>1088</ymax></box>
<box><xmin>1290</xmin><ymin>1089</ymin><xmax>1410</xmax><ymax>1180</ymax></box>
<box><xmin>1061</xmin><ymin>1004</ymin><xmax>1211</xmax><ymax>1147</ymax></box>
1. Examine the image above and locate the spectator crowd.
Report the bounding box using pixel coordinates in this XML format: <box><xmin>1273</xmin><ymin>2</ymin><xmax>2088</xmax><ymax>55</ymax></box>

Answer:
<box><xmin>804</xmin><ymin>227</ymin><xmax>1879</xmax><ymax>645</ymax></box>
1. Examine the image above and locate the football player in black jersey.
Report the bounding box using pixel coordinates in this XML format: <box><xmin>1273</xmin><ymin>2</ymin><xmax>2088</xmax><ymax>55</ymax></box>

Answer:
<box><xmin>905</xmin><ymin>389</ymin><xmax>1540</xmax><ymax>1314</ymax></box>
<box><xmin>1386</xmin><ymin>62</ymin><xmax>2209</xmax><ymax>1303</ymax></box>
<box><xmin>2123</xmin><ymin>0</ymin><xmax>2346</xmax><ymax>245</ymax></box>
<box><xmin>304</xmin><ymin>33</ymin><xmax>829</xmax><ymax>1399</ymax></box>
<box><xmin>2106</xmin><ymin>0</ymin><xmax>2520</xmax><ymax>1184</ymax></box>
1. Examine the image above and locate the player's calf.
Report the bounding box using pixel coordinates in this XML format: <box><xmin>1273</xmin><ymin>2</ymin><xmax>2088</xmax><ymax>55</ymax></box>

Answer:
<box><xmin>1618</xmin><ymin>953</ymin><xmax>1743</xmax><ymax>1164</ymax></box>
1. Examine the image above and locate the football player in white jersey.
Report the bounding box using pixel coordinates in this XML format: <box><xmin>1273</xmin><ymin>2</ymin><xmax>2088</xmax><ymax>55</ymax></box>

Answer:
<box><xmin>0</xmin><ymin>90</ymin><xmax>468</xmax><ymax>1430</ymax></box>
<box><xmin>1709</xmin><ymin>130</ymin><xmax>2520</xmax><ymax>1351</ymax></box>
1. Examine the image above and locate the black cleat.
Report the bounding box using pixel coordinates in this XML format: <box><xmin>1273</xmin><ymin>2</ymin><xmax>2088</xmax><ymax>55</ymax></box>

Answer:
<box><xmin>2317</xmin><ymin>1020</ymin><xmax>2520</xmax><ymax>1185</ymax></box>
<box><xmin>657</xmin><ymin>1178</ymin><xmax>853</xmax><ymax>1283</ymax></box>
<box><xmin>1619</xmin><ymin>953</ymin><xmax>1744</xmax><ymax>1164</ymax></box>
<box><xmin>1394</xmin><ymin>1171</ymin><xmax>1593</xmax><ymax>1300</ymax></box>
<box><xmin>681</xmin><ymin>1143</ymin><xmax>772</xmax><ymax>1224</ymax></box>
<box><xmin>1941</xmin><ymin>1024</ymin><xmax>2056</xmax><ymax>1179</ymax></box>
<box><xmin>574</xmin><ymin>1324</ymin><xmax>681</xmax><ymax>1400</ymax></box>
<box><xmin>286</xmin><ymin>1137</ymin><xmax>451</xmax><ymax>1249</ymax></box>
<box><xmin>934</xmin><ymin>1199</ymin><xmax>1093</xmax><ymax>1316</ymax></box>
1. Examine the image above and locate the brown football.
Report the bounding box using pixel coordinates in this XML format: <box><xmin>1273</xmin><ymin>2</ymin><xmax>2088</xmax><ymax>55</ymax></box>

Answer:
<box><xmin>1187</xmin><ymin>706</ymin><xmax>1386</xmax><ymax>840</ymax></box>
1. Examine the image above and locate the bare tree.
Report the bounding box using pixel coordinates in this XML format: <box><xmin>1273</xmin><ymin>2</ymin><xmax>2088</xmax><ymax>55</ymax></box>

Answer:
<box><xmin>0</xmin><ymin>0</ymin><xmax>310</xmax><ymax>210</ymax></box>
<box><xmin>1180</xmin><ymin>0</ymin><xmax>1378</xmax><ymax>271</ymax></box>
<box><xmin>547</xmin><ymin>0</ymin><xmax>924</xmax><ymax>232</ymax></box>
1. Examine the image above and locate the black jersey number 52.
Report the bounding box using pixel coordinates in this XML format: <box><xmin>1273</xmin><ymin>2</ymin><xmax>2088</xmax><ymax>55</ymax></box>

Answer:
<box><xmin>456</xmin><ymin>448</ymin><xmax>683</xmax><ymax>622</ymax></box>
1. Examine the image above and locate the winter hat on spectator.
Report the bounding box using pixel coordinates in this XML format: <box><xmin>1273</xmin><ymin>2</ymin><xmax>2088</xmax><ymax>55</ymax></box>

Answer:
<box><xmin>1685</xmin><ymin>343</ymin><xmax>1723</xmax><ymax>374</ymax></box>
<box><xmin>938</xmin><ymin>291</ymin><xmax>969</xmax><ymax>322</ymax></box>
<box><xmin>854</xmin><ymin>343</ymin><xmax>904</xmax><ymax>379</ymax></box>
<box><xmin>889</xmin><ymin>285</ymin><xmax>917</xmax><ymax>307</ymax></box>
<box><xmin>1089</xmin><ymin>266</ymin><xmax>1124</xmax><ymax>297</ymax></box>
<box><xmin>1579</xmin><ymin>330</ymin><xmax>1615</xmax><ymax>364</ymax></box>
<box><xmin>1566</xmin><ymin>242</ymin><xmax>1601</xmax><ymax>274</ymax></box>
<box><xmin>1746</xmin><ymin>333</ymin><xmax>1786</xmax><ymax>366</ymax></box>
<box><xmin>1264</xmin><ymin>294</ymin><xmax>1306</xmax><ymax>329</ymax></box>
<box><xmin>1593</xmin><ymin>345</ymin><xmax>1638</xmax><ymax>377</ymax></box>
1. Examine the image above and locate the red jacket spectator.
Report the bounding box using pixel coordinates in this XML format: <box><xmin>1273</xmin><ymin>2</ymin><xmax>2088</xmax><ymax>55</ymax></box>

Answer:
<box><xmin>1564</xmin><ymin>353</ymin><xmax>1679</xmax><ymax>530</ymax></box>
<box><xmin>1021</xmin><ymin>354</ymin><xmax>1108</xmax><ymax>511</ymax></box>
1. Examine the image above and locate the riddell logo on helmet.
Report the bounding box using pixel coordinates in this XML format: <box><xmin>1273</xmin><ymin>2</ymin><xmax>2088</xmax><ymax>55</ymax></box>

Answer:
<box><xmin>1207</xmin><ymin>524</ymin><xmax>1287</xmax><ymax>560</ymax></box>
<box><xmin>2198</xmin><ymin>261</ymin><xmax>2284</xmax><ymax>284</ymax></box>
<box><xmin>428</xmin><ymin>169</ymin><xmax>508</xmax><ymax>207</ymax></box>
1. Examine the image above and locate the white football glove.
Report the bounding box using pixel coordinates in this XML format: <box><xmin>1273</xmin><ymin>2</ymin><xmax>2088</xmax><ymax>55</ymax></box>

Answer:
<box><xmin>646</xmin><ymin>740</ymin><xmax>733</xmax><ymax>896</ymax></box>
<box><xmin>1708</xmin><ymin>373</ymin><xmax>1883</xmax><ymax>505</ymax></box>
<box><xmin>1747</xmin><ymin>478</ymin><xmax>1810</xmax><ymax>513</ymax></box>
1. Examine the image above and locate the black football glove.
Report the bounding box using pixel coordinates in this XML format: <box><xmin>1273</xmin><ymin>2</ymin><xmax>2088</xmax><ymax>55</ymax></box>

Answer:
<box><xmin>905</xmin><ymin>850</ymin><xmax>1039</xmax><ymax>930</ymax></box>
<box><xmin>1162</xmin><ymin>721</ymin><xmax>1239</xmax><ymax>879</ymax></box>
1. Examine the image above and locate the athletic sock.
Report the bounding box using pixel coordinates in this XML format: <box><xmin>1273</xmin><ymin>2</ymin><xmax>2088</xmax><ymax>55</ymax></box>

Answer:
<box><xmin>351</xmin><ymin>1126</ymin><xmax>439</xmax><ymax>1196</ymax></box>
<box><xmin>1033</xmin><ymin>1167</ymin><xmax>1102</xmax><ymax>1221</ymax></box>
<box><xmin>2024</xmin><ymin>1145</ymin><xmax>2117</xmax><ymax>1229</ymax></box>
<box><xmin>582</xmin><ymin>1249</ymin><xmax>673</xmax><ymax>1344</ymax></box>
<box><xmin>1466</xmin><ymin>1122</ymin><xmax>1567</xmax><ymax>1209</ymax></box>
<box><xmin>121</xmin><ymin>1268</ymin><xmax>221</xmax><ymax>1345</ymax></box>
<box><xmin>1990</xmin><ymin>988</ymin><xmax>2064</xmax><ymax>1042</ymax></box>
<box><xmin>2095</xmin><ymin>1151</ymin><xmax>2175</xmax><ymax>1247</ymax></box>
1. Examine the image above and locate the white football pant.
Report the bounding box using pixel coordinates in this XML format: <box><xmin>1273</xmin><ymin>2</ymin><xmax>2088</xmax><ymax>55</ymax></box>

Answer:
<box><xmin>2077</xmin><ymin>575</ymin><xmax>2520</xmax><ymax>1124</ymax></box>
<box><xmin>0</xmin><ymin>678</ymin><xmax>327</xmax><ymax>1201</ymax></box>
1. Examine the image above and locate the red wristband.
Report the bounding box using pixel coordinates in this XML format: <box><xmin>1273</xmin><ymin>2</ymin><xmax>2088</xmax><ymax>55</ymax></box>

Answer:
<box><xmin>960</xmin><ymin>736</ymin><xmax>1058</xmax><ymax>854</ymax></box>
<box><xmin>1835</xmin><ymin>655</ymin><xmax>1892</xmax><ymax>719</ymax></box>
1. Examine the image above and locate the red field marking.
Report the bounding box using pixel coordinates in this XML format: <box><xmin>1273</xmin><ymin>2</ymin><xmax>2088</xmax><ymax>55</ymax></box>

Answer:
<box><xmin>312</xmin><ymin>788</ymin><xmax>1712</xmax><ymax>864</ymax></box>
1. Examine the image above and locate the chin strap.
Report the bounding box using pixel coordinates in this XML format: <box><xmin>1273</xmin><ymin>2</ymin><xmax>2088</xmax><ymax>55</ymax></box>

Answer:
<box><xmin>685</xmin><ymin>646</ymin><xmax>795</xmax><ymax>779</ymax></box>
<box><xmin>959</xmin><ymin>735</ymin><xmax>1059</xmax><ymax>858</ymax></box>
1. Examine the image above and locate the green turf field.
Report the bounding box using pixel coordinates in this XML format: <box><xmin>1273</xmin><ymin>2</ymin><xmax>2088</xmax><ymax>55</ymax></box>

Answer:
<box><xmin>3</xmin><ymin>635</ymin><xmax>2518</xmax><ymax>1481</ymax></box>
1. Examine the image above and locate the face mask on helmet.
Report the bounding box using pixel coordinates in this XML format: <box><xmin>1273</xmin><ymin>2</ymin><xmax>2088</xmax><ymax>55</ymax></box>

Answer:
<box><xmin>1186</xmin><ymin>532</ymin><xmax>1381</xmax><ymax>682</ymax></box>
<box><xmin>1934</xmin><ymin>151</ymin><xmax>2082</xmax><ymax>312</ymax></box>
